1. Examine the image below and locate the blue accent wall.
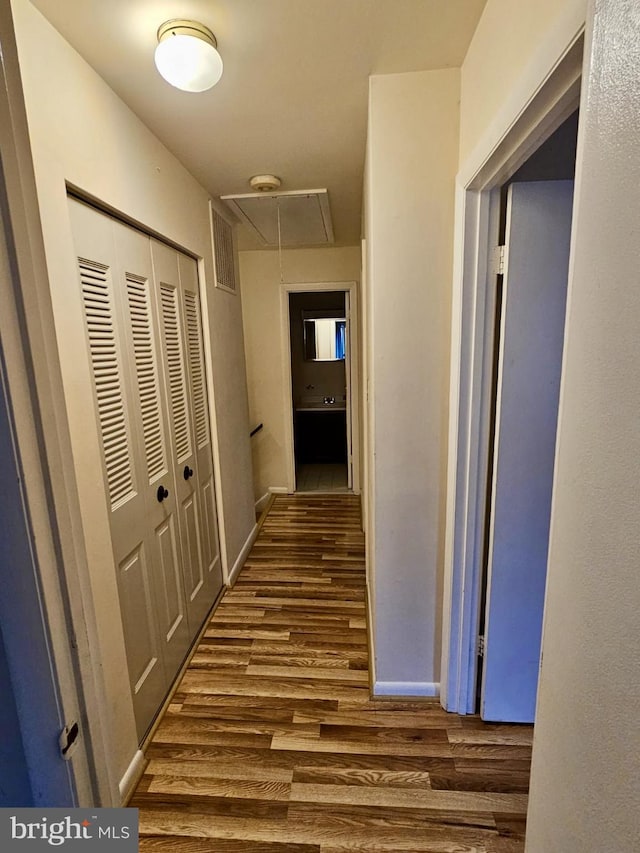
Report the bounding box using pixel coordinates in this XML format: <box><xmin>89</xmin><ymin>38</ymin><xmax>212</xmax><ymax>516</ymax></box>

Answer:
<box><xmin>0</xmin><ymin>623</ymin><xmax>32</xmax><ymax>806</ymax></box>
<box><xmin>0</xmin><ymin>358</ymin><xmax>75</xmax><ymax>806</ymax></box>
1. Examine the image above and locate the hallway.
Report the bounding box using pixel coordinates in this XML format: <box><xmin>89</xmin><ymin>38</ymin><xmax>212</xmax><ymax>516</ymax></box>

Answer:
<box><xmin>130</xmin><ymin>494</ymin><xmax>532</xmax><ymax>851</ymax></box>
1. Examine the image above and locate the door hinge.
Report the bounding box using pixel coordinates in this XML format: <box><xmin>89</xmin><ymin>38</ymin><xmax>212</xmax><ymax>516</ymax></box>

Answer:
<box><xmin>478</xmin><ymin>636</ymin><xmax>485</xmax><ymax>658</ymax></box>
<box><xmin>59</xmin><ymin>720</ymin><xmax>80</xmax><ymax>761</ymax></box>
<box><xmin>492</xmin><ymin>244</ymin><xmax>506</xmax><ymax>276</ymax></box>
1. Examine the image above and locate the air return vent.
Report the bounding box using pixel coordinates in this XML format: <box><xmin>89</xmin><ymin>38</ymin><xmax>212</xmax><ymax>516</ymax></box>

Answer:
<box><xmin>211</xmin><ymin>207</ymin><xmax>237</xmax><ymax>292</ymax></box>
<box><xmin>220</xmin><ymin>189</ymin><xmax>334</xmax><ymax>248</ymax></box>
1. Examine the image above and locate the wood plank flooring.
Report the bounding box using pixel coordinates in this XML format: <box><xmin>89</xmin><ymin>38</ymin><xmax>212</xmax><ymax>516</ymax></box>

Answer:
<box><xmin>130</xmin><ymin>494</ymin><xmax>532</xmax><ymax>852</ymax></box>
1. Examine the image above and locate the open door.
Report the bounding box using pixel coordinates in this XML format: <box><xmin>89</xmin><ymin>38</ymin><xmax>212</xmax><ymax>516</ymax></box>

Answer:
<box><xmin>481</xmin><ymin>180</ymin><xmax>574</xmax><ymax>722</ymax></box>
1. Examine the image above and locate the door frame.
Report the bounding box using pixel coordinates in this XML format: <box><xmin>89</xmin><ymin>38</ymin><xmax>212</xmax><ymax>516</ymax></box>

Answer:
<box><xmin>0</xmin><ymin>3</ymin><xmax>110</xmax><ymax>804</ymax></box>
<box><xmin>440</xmin><ymin>26</ymin><xmax>584</xmax><ymax>713</ymax></box>
<box><xmin>280</xmin><ymin>281</ymin><xmax>360</xmax><ymax>495</ymax></box>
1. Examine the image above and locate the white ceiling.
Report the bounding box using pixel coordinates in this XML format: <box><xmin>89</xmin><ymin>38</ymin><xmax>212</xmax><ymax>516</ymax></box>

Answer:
<box><xmin>29</xmin><ymin>0</ymin><xmax>486</xmax><ymax>248</ymax></box>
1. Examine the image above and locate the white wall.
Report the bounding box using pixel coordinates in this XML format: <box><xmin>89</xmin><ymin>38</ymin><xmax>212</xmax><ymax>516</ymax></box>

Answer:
<box><xmin>239</xmin><ymin>247</ymin><xmax>360</xmax><ymax>501</ymax></box>
<box><xmin>365</xmin><ymin>69</ymin><xmax>459</xmax><ymax>693</ymax></box>
<box><xmin>460</xmin><ymin>0</ymin><xmax>586</xmax><ymax>170</ymax></box>
<box><xmin>526</xmin><ymin>1</ymin><xmax>640</xmax><ymax>848</ymax></box>
<box><xmin>11</xmin><ymin>0</ymin><xmax>255</xmax><ymax>794</ymax></box>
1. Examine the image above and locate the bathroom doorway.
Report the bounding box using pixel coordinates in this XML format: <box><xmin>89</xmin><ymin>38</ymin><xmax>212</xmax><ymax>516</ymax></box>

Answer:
<box><xmin>282</xmin><ymin>284</ymin><xmax>360</xmax><ymax>494</ymax></box>
<box><xmin>289</xmin><ymin>290</ymin><xmax>348</xmax><ymax>492</ymax></box>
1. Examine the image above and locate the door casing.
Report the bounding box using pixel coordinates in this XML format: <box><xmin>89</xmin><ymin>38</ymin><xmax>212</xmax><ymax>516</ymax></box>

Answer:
<box><xmin>441</xmin><ymin>30</ymin><xmax>584</xmax><ymax>713</ymax></box>
<box><xmin>0</xmin><ymin>3</ymin><xmax>108</xmax><ymax>805</ymax></box>
<box><xmin>280</xmin><ymin>281</ymin><xmax>360</xmax><ymax>495</ymax></box>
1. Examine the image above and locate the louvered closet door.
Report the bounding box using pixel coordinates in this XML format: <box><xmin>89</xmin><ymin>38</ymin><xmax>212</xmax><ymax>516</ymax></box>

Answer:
<box><xmin>151</xmin><ymin>241</ymin><xmax>220</xmax><ymax>632</ymax></box>
<box><xmin>112</xmin><ymin>220</ymin><xmax>191</xmax><ymax>699</ymax></box>
<box><xmin>68</xmin><ymin>198</ymin><xmax>167</xmax><ymax>738</ymax></box>
<box><xmin>178</xmin><ymin>252</ymin><xmax>222</xmax><ymax>609</ymax></box>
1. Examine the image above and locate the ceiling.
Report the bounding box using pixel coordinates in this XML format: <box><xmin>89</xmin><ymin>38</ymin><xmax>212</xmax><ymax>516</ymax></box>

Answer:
<box><xmin>29</xmin><ymin>0</ymin><xmax>486</xmax><ymax>249</ymax></box>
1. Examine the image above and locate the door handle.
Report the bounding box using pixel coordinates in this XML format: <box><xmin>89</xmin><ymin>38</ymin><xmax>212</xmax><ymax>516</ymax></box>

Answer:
<box><xmin>156</xmin><ymin>485</ymin><xmax>169</xmax><ymax>503</ymax></box>
<box><xmin>183</xmin><ymin>465</ymin><xmax>194</xmax><ymax>480</ymax></box>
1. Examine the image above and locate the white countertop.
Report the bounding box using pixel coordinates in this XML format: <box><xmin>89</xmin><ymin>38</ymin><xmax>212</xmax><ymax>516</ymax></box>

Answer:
<box><xmin>296</xmin><ymin>403</ymin><xmax>346</xmax><ymax>412</ymax></box>
<box><xmin>296</xmin><ymin>396</ymin><xmax>346</xmax><ymax>412</ymax></box>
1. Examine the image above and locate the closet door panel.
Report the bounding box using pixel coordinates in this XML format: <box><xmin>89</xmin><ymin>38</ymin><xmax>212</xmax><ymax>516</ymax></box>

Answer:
<box><xmin>181</xmin><ymin>491</ymin><xmax>205</xmax><ymax>604</ymax></box>
<box><xmin>118</xmin><ymin>546</ymin><xmax>162</xmax><ymax>706</ymax></box>
<box><xmin>114</xmin><ymin>221</ymin><xmax>191</xmax><ymax>683</ymax></box>
<box><xmin>155</xmin><ymin>514</ymin><xmax>186</xmax><ymax>642</ymax></box>
<box><xmin>160</xmin><ymin>279</ymin><xmax>193</xmax><ymax>465</ymax></box>
<box><xmin>125</xmin><ymin>273</ymin><xmax>168</xmax><ymax>485</ymax></box>
<box><xmin>179</xmin><ymin>253</ymin><xmax>223</xmax><ymax>599</ymax></box>
<box><xmin>201</xmin><ymin>474</ymin><xmax>220</xmax><ymax>583</ymax></box>
<box><xmin>68</xmin><ymin>199</ymin><xmax>166</xmax><ymax>740</ymax></box>
<box><xmin>151</xmin><ymin>241</ymin><xmax>206</xmax><ymax>633</ymax></box>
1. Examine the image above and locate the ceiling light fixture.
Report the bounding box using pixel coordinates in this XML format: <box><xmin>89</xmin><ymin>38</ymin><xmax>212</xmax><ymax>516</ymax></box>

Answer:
<box><xmin>155</xmin><ymin>19</ymin><xmax>223</xmax><ymax>93</ymax></box>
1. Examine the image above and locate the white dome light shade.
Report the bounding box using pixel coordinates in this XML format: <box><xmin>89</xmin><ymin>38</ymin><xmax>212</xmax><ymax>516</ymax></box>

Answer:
<box><xmin>155</xmin><ymin>20</ymin><xmax>223</xmax><ymax>93</ymax></box>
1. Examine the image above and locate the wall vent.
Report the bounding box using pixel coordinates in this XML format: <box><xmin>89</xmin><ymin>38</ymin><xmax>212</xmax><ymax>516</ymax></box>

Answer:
<box><xmin>211</xmin><ymin>207</ymin><xmax>237</xmax><ymax>293</ymax></box>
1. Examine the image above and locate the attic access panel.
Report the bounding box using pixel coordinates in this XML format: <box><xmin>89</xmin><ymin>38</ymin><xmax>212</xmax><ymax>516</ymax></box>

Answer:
<box><xmin>220</xmin><ymin>189</ymin><xmax>334</xmax><ymax>248</ymax></box>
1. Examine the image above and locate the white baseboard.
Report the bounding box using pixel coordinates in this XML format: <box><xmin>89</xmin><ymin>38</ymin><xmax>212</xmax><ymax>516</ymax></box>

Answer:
<box><xmin>255</xmin><ymin>492</ymin><xmax>271</xmax><ymax>514</ymax></box>
<box><xmin>228</xmin><ymin>523</ymin><xmax>258</xmax><ymax>586</ymax></box>
<box><xmin>255</xmin><ymin>487</ymin><xmax>287</xmax><ymax>516</ymax></box>
<box><xmin>373</xmin><ymin>681</ymin><xmax>440</xmax><ymax>698</ymax></box>
<box><xmin>366</xmin><ymin>581</ymin><xmax>376</xmax><ymax>688</ymax></box>
<box><xmin>119</xmin><ymin>749</ymin><xmax>146</xmax><ymax>803</ymax></box>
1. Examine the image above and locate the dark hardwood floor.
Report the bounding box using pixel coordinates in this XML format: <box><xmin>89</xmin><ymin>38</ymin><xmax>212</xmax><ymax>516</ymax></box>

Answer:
<box><xmin>130</xmin><ymin>494</ymin><xmax>532</xmax><ymax>852</ymax></box>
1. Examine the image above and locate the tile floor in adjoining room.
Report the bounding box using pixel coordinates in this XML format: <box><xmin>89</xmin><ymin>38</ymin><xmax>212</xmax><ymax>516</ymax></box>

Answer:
<box><xmin>295</xmin><ymin>463</ymin><xmax>349</xmax><ymax>492</ymax></box>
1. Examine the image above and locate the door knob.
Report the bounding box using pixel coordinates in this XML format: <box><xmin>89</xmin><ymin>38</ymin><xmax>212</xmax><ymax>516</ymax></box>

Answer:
<box><xmin>183</xmin><ymin>465</ymin><xmax>194</xmax><ymax>480</ymax></box>
<box><xmin>157</xmin><ymin>485</ymin><xmax>169</xmax><ymax>503</ymax></box>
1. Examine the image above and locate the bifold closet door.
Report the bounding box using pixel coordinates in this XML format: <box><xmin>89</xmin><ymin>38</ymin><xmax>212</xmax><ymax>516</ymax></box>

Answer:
<box><xmin>68</xmin><ymin>198</ymin><xmax>184</xmax><ymax>739</ymax></box>
<box><xmin>178</xmin><ymin>252</ymin><xmax>223</xmax><ymax>603</ymax></box>
<box><xmin>113</xmin><ymin>220</ymin><xmax>192</xmax><ymax>687</ymax></box>
<box><xmin>69</xmin><ymin>199</ymin><xmax>223</xmax><ymax>741</ymax></box>
<box><xmin>151</xmin><ymin>241</ymin><xmax>221</xmax><ymax>632</ymax></box>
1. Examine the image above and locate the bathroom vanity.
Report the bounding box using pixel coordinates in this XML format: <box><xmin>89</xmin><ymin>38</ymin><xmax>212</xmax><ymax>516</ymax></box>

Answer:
<box><xmin>294</xmin><ymin>396</ymin><xmax>348</xmax><ymax>463</ymax></box>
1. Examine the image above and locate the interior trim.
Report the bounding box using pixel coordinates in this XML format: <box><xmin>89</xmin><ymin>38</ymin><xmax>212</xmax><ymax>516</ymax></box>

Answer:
<box><xmin>228</xmin><ymin>522</ymin><xmax>259</xmax><ymax>587</ymax></box>
<box><xmin>373</xmin><ymin>681</ymin><xmax>440</xmax><ymax>698</ymax></box>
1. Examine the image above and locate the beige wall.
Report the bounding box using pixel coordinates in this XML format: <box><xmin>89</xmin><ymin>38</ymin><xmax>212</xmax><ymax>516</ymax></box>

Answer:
<box><xmin>239</xmin><ymin>247</ymin><xmax>361</xmax><ymax>501</ymax></box>
<box><xmin>460</xmin><ymin>0</ymin><xmax>586</xmax><ymax>169</ymax></box>
<box><xmin>11</xmin><ymin>0</ymin><xmax>255</xmax><ymax>796</ymax></box>
<box><xmin>365</xmin><ymin>68</ymin><xmax>459</xmax><ymax>692</ymax></box>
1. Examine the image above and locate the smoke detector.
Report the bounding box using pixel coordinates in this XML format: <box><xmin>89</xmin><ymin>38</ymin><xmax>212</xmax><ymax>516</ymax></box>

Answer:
<box><xmin>249</xmin><ymin>174</ymin><xmax>281</xmax><ymax>192</ymax></box>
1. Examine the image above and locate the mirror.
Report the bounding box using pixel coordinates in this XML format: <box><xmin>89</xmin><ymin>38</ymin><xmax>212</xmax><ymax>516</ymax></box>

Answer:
<box><xmin>303</xmin><ymin>318</ymin><xmax>347</xmax><ymax>361</ymax></box>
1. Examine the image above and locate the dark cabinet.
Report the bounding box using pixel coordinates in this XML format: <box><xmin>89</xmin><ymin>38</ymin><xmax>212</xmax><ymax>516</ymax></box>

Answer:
<box><xmin>294</xmin><ymin>410</ymin><xmax>347</xmax><ymax>463</ymax></box>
